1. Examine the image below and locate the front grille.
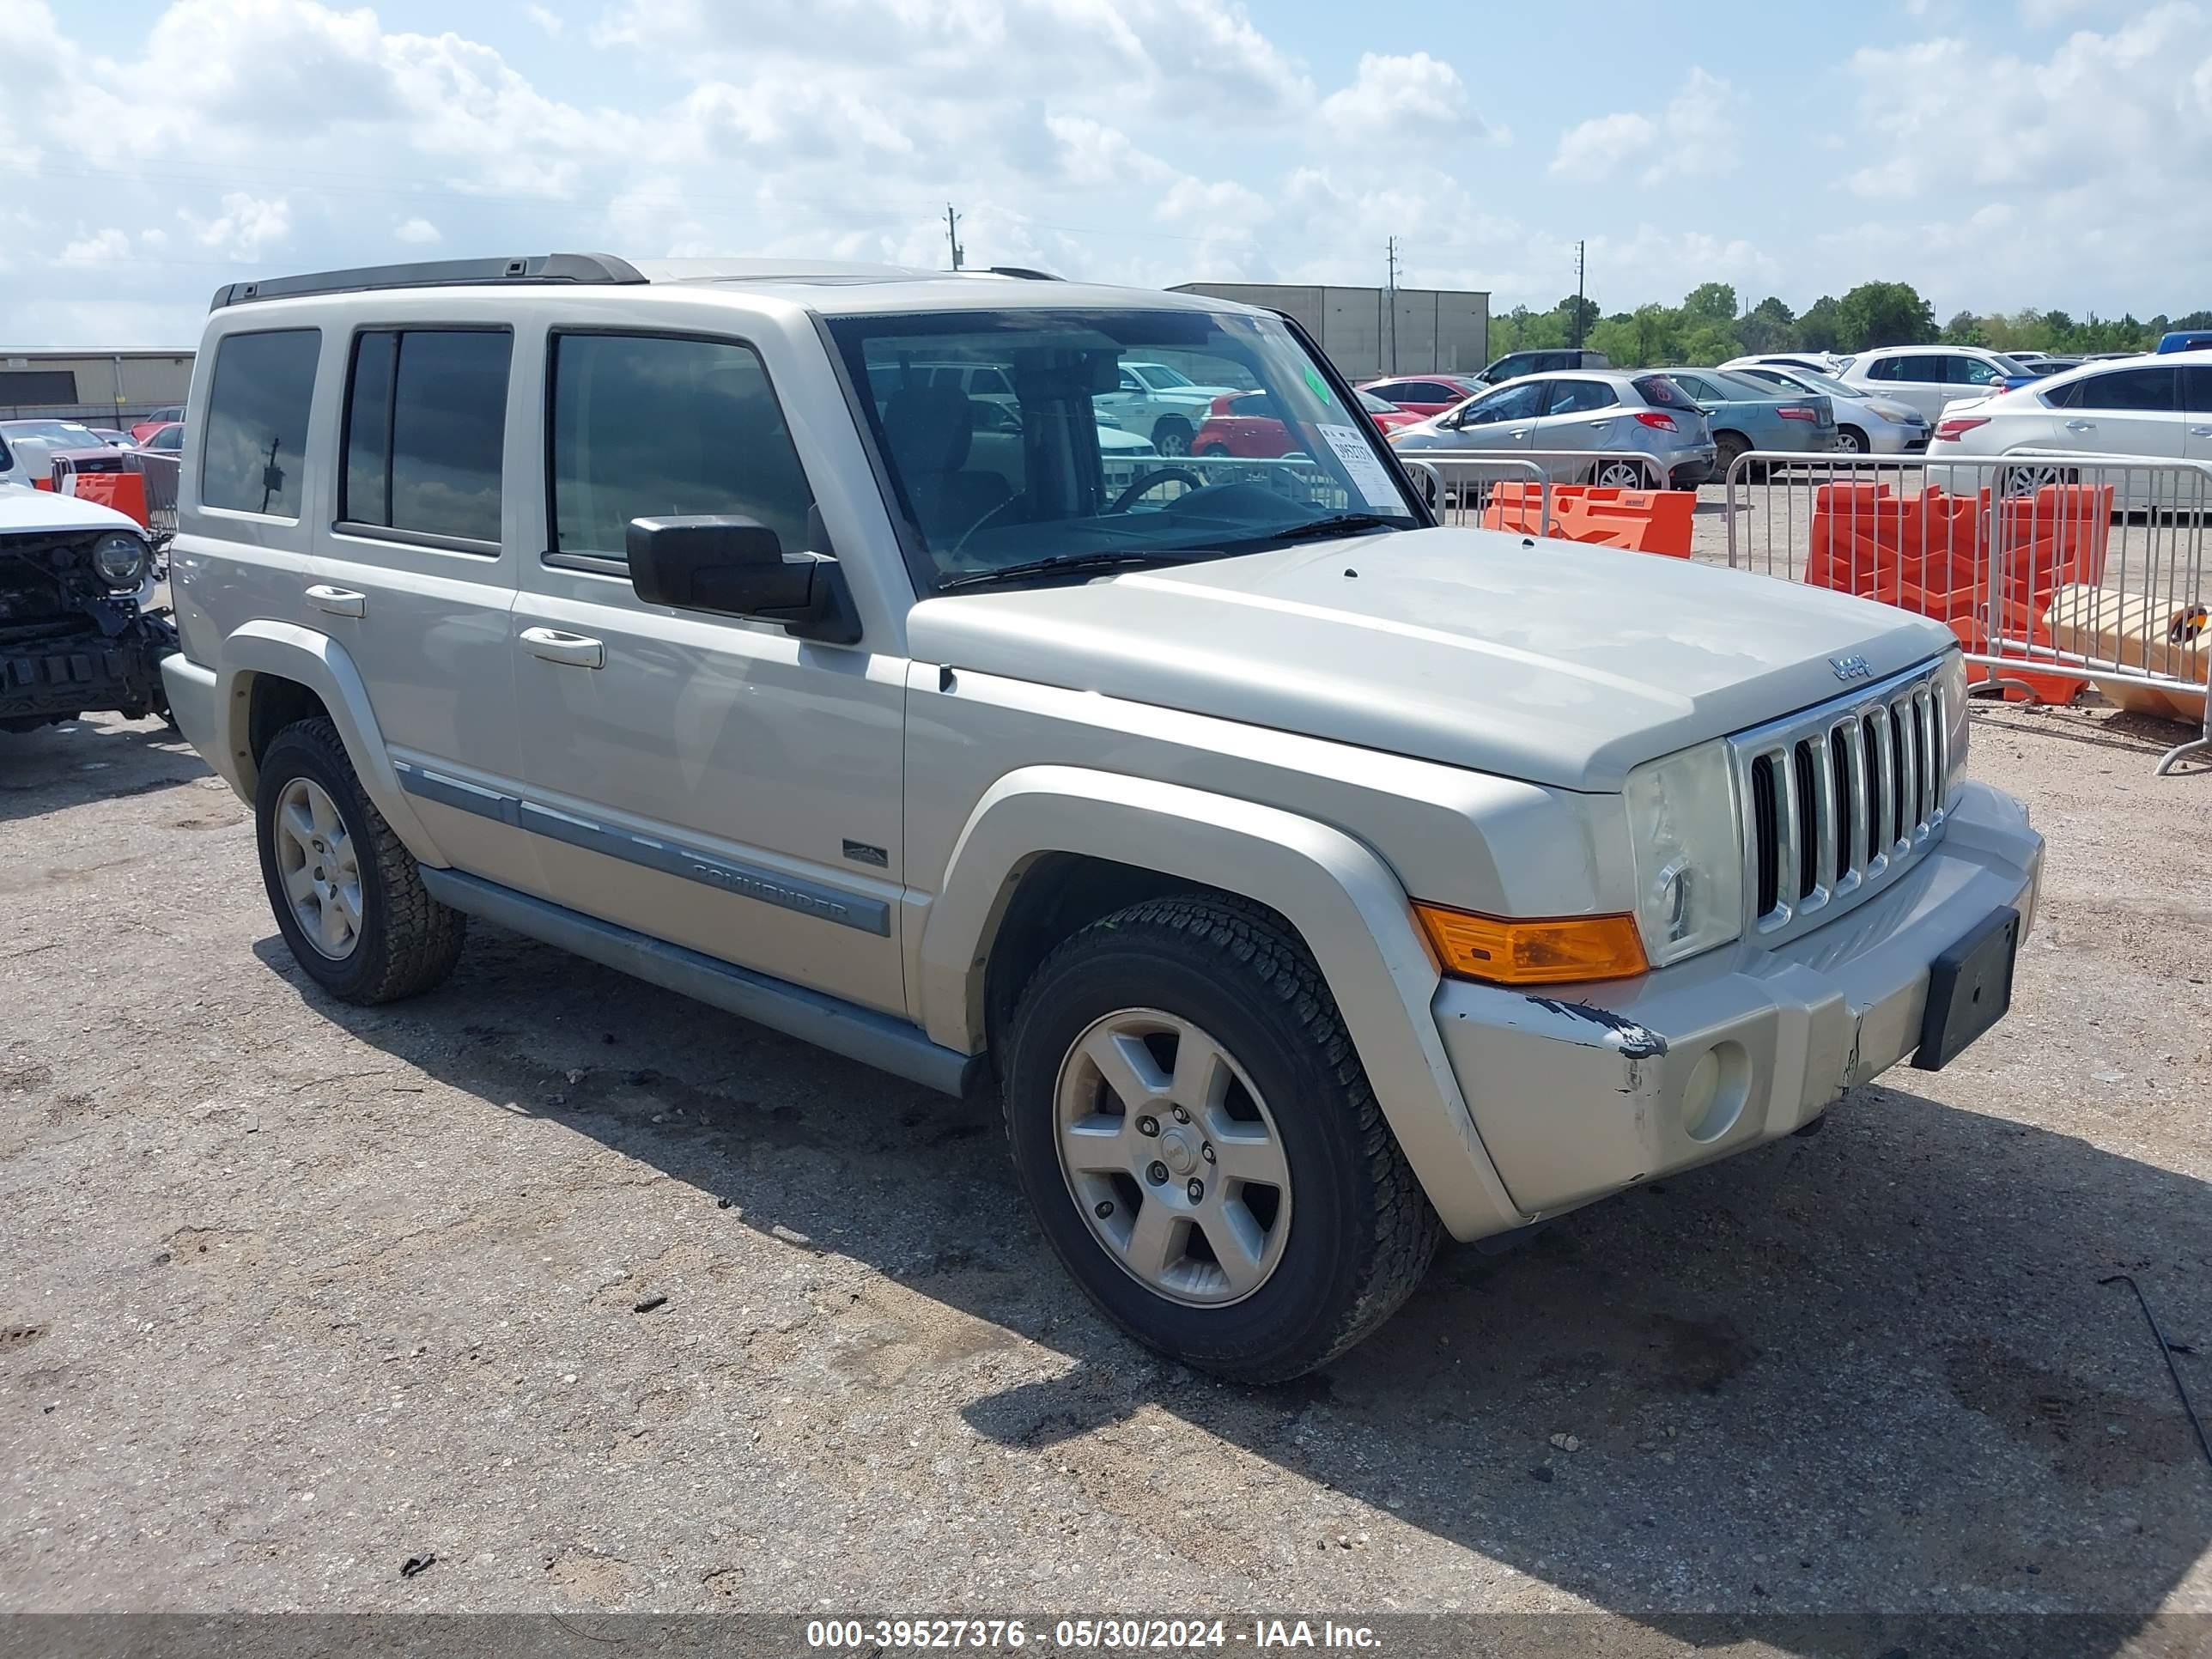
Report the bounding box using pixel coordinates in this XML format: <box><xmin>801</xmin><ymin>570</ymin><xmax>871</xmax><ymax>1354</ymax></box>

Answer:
<box><xmin>1731</xmin><ymin>663</ymin><xmax>1952</xmax><ymax>944</ymax></box>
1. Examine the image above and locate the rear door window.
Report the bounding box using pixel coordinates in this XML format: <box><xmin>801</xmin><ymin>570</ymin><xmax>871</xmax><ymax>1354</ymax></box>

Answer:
<box><xmin>342</xmin><ymin>328</ymin><xmax>511</xmax><ymax>546</ymax></box>
<box><xmin>2065</xmin><ymin>368</ymin><xmax>2179</xmax><ymax>411</ymax></box>
<box><xmin>2181</xmin><ymin>367</ymin><xmax>2212</xmax><ymax>414</ymax></box>
<box><xmin>1897</xmin><ymin>356</ymin><xmax>1949</xmax><ymax>383</ymax></box>
<box><xmin>1544</xmin><ymin>379</ymin><xmax>1619</xmax><ymax>415</ymax></box>
<box><xmin>201</xmin><ymin>327</ymin><xmax>320</xmax><ymax>517</ymax></box>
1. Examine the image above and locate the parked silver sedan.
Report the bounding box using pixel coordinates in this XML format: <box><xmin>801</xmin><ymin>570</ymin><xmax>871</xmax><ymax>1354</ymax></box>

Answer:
<box><xmin>1385</xmin><ymin>370</ymin><xmax>1718</xmax><ymax>489</ymax></box>
<box><xmin>1729</xmin><ymin>364</ymin><xmax>1931</xmax><ymax>456</ymax></box>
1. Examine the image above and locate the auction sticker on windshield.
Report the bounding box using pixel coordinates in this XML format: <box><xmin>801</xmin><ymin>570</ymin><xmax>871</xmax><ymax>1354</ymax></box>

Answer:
<box><xmin>1316</xmin><ymin>423</ymin><xmax>1404</xmax><ymax>510</ymax></box>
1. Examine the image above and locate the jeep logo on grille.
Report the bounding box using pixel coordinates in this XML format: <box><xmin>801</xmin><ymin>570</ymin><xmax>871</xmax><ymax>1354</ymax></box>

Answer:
<box><xmin>1829</xmin><ymin>654</ymin><xmax>1874</xmax><ymax>682</ymax></box>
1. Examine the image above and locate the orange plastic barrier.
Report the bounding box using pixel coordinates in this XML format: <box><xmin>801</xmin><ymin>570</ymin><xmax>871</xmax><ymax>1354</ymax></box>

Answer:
<box><xmin>1481</xmin><ymin>483</ymin><xmax>1695</xmax><ymax>557</ymax></box>
<box><xmin>1808</xmin><ymin>483</ymin><xmax>2111</xmax><ymax>704</ymax></box>
<box><xmin>66</xmin><ymin>470</ymin><xmax>149</xmax><ymax>527</ymax></box>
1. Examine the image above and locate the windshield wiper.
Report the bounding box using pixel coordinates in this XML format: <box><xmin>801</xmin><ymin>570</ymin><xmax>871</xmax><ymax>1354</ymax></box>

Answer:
<box><xmin>1224</xmin><ymin>513</ymin><xmax>1409</xmax><ymax>548</ymax></box>
<box><xmin>933</xmin><ymin>550</ymin><xmax>1206</xmax><ymax>592</ymax></box>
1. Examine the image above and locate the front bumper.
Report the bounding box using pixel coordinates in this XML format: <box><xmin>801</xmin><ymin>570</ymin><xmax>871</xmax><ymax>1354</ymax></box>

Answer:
<box><xmin>1</xmin><ymin>608</ymin><xmax>177</xmax><ymax>729</ymax></box>
<box><xmin>1432</xmin><ymin>781</ymin><xmax>2042</xmax><ymax>1219</ymax></box>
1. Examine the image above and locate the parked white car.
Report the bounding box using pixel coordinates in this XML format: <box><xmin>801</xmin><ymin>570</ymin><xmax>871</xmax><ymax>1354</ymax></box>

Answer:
<box><xmin>161</xmin><ymin>252</ymin><xmax>2041</xmax><ymax>1382</ymax></box>
<box><xmin>1729</xmin><ymin>364</ymin><xmax>1932</xmax><ymax>455</ymax></box>
<box><xmin>1926</xmin><ymin>349</ymin><xmax>2212</xmax><ymax>506</ymax></box>
<box><xmin>1833</xmin><ymin>346</ymin><xmax>2034</xmax><ymax>422</ymax></box>
<box><xmin>1093</xmin><ymin>360</ymin><xmax>1235</xmax><ymax>455</ymax></box>
<box><xmin>1721</xmin><ymin>354</ymin><xmax>1844</xmax><ymax>378</ymax></box>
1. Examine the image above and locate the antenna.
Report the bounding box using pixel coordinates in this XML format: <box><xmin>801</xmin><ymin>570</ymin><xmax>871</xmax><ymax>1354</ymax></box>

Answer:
<box><xmin>945</xmin><ymin>204</ymin><xmax>964</xmax><ymax>272</ymax></box>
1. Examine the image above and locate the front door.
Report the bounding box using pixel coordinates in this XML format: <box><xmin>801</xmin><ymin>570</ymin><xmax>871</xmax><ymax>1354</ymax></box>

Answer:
<box><xmin>506</xmin><ymin>325</ymin><xmax>908</xmax><ymax>1015</ymax></box>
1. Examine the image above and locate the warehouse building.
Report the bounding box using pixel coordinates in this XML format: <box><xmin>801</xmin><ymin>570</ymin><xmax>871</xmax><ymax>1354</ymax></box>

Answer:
<box><xmin>0</xmin><ymin>349</ymin><xmax>196</xmax><ymax>426</ymax></box>
<box><xmin>1168</xmin><ymin>283</ymin><xmax>1490</xmax><ymax>383</ymax></box>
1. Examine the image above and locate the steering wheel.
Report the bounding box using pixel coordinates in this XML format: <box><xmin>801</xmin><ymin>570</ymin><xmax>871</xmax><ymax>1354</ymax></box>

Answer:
<box><xmin>1108</xmin><ymin>466</ymin><xmax>1206</xmax><ymax>514</ymax></box>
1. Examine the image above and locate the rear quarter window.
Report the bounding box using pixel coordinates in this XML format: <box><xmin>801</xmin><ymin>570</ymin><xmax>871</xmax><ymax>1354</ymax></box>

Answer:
<box><xmin>201</xmin><ymin>327</ymin><xmax>321</xmax><ymax>517</ymax></box>
<box><xmin>1632</xmin><ymin>375</ymin><xmax>1696</xmax><ymax>409</ymax></box>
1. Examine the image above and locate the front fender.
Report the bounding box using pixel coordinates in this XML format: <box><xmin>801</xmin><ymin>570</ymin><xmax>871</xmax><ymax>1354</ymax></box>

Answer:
<box><xmin>211</xmin><ymin>621</ymin><xmax>448</xmax><ymax>866</ymax></box>
<box><xmin>917</xmin><ymin>766</ymin><xmax>1527</xmax><ymax>1240</ymax></box>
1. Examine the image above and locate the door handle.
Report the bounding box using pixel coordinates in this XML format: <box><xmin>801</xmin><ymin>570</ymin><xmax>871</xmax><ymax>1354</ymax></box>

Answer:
<box><xmin>2191</xmin><ymin>426</ymin><xmax>2212</xmax><ymax>438</ymax></box>
<box><xmin>519</xmin><ymin>626</ymin><xmax>605</xmax><ymax>669</ymax></box>
<box><xmin>1509</xmin><ymin>428</ymin><xmax>1530</xmax><ymax>438</ymax></box>
<box><xmin>1585</xmin><ymin>417</ymin><xmax>1612</xmax><ymax>427</ymax></box>
<box><xmin>2063</xmin><ymin>419</ymin><xmax>2095</xmax><ymax>432</ymax></box>
<box><xmin>305</xmin><ymin>584</ymin><xmax>365</xmax><ymax>617</ymax></box>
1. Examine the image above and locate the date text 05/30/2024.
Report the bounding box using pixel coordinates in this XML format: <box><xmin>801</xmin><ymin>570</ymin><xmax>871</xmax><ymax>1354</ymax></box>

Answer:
<box><xmin>804</xmin><ymin>1619</ymin><xmax>1382</xmax><ymax>1650</ymax></box>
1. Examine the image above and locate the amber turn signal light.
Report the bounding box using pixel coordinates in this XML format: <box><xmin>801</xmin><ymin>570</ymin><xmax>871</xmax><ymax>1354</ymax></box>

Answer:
<box><xmin>1413</xmin><ymin>902</ymin><xmax>1649</xmax><ymax>986</ymax></box>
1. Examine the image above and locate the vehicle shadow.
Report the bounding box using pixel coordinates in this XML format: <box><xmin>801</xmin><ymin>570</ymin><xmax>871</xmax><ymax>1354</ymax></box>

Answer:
<box><xmin>0</xmin><ymin>715</ymin><xmax>209</xmax><ymax>825</ymax></box>
<box><xmin>259</xmin><ymin>922</ymin><xmax>2212</xmax><ymax>1645</ymax></box>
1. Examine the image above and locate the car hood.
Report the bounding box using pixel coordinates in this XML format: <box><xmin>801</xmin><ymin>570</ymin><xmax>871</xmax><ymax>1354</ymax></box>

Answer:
<box><xmin>0</xmin><ymin>480</ymin><xmax>143</xmax><ymax>535</ymax></box>
<box><xmin>907</xmin><ymin>526</ymin><xmax>1959</xmax><ymax>792</ymax></box>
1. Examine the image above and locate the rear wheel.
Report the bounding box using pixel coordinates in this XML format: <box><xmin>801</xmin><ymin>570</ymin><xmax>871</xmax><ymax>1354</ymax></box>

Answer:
<box><xmin>1714</xmin><ymin>432</ymin><xmax>1751</xmax><ymax>479</ymax></box>
<box><xmin>1589</xmin><ymin>458</ymin><xmax>1652</xmax><ymax>489</ymax></box>
<box><xmin>1999</xmin><ymin>459</ymin><xmax>2076</xmax><ymax>497</ymax></box>
<box><xmin>254</xmin><ymin>717</ymin><xmax>465</xmax><ymax>1004</ymax></box>
<box><xmin>1196</xmin><ymin>442</ymin><xmax>1231</xmax><ymax>457</ymax></box>
<box><xmin>1003</xmin><ymin>895</ymin><xmax>1440</xmax><ymax>1382</ymax></box>
<box><xmin>1152</xmin><ymin>416</ymin><xmax>1194</xmax><ymax>458</ymax></box>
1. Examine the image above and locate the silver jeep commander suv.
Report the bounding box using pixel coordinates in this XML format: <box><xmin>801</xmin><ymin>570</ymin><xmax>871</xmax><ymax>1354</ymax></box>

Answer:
<box><xmin>161</xmin><ymin>254</ymin><xmax>2043</xmax><ymax>1381</ymax></box>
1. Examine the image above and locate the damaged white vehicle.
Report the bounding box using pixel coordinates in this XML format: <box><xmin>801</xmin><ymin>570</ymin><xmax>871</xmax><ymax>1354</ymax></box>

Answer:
<box><xmin>162</xmin><ymin>255</ymin><xmax>2043</xmax><ymax>1380</ymax></box>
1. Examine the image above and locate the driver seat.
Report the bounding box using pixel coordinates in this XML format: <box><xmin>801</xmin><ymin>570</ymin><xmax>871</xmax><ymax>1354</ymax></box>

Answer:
<box><xmin>880</xmin><ymin>386</ymin><xmax>1012</xmax><ymax>540</ymax></box>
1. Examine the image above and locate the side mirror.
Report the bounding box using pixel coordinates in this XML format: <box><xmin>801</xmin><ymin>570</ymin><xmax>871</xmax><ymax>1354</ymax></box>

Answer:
<box><xmin>626</xmin><ymin>515</ymin><xmax>861</xmax><ymax>646</ymax></box>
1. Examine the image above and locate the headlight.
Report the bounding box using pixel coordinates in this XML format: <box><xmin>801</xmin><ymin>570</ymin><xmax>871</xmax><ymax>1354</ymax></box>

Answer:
<box><xmin>91</xmin><ymin>531</ymin><xmax>149</xmax><ymax>589</ymax></box>
<box><xmin>1624</xmin><ymin>738</ymin><xmax>1744</xmax><ymax>968</ymax></box>
<box><xmin>1938</xmin><ymin>648</ymin><xmax>1969</xmax><ymax>806</ymax></box>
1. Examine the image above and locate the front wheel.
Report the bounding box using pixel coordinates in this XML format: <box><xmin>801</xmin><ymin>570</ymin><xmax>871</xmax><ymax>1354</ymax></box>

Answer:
<box><xmin>1836</xmin><ymin>425</ymin><xmax>1869</xmax><ymax>455</ymax></box>
<box><xmin>255</xmin><ymin>716</ymin><xmax>465</xmax><ymax>1003</ymax></box>
<box><xmin>1003</xmin><ymin>895</ymin><xmax>1441</xmax><ymax>1382</ymax></box>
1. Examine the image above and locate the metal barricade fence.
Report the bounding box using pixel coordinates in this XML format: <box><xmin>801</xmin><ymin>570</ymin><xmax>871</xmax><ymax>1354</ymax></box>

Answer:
<box><xmin>1722</xmin><ymin>449</ymin><xmax>2211</xmax><ymax>775</ymax></box>
<box><xmin>1394</xmin><ymin>450</ymin><xmax>1665</xmax><ymax>533</ymax></box>
<box><xmin>137</xmin><ymin>451</ymin><xmax>179</xmax><ymax>538</ymax></box>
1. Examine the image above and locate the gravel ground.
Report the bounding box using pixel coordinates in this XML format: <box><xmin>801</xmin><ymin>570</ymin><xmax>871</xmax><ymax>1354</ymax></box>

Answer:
<box><xmin>3</xmin><ymin>685</ymin><xmax>2209</xmax><ymax>1644</ymax></box>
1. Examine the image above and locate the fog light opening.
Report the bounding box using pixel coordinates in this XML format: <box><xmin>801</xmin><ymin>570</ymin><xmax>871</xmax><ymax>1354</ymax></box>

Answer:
<box><xmin>1680</xmin><ymin>1042</ymin><xmax>1750</xmax><ymax>1143</ymax></box>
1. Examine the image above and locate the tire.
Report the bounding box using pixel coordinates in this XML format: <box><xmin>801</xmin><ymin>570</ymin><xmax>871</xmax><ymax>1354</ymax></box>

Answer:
<box><xmin>1714</xmin><ymin>432</ymin><xmax>1750</xmax><ymax>479</ymax></box>
<box><xmin>1836</xmin><ymin>426</ymin><xmax>1869</xmax><ymax>456</ymax></box>
<box><xmin>254</xmin><ymin>716</ymin><xmax>465</xmax><ymax>1004</ymax></box>
<box><xmin>1589</xmin><ymin>459</ymin><xmax>1651</xmax><ymax>489</ymax></box>
<box><xmin>1003</xmin><ymin>894</ymin><xmax>1441</xmax><ymax>1382</ymax></box>
<box><xmin>1999</xmin><ymin>460</ymin><xmax>2076</xmax><ymax>498</ymax></box>
<box><xmin>1152</xmin><ymin>416</ymin><xmax>1194</xmax><ymax>458</ymax></box>
<box><xmin>1196</xmin><ymin>442</ymin><xmax>1231</xmax><ymax>458</ymax></box>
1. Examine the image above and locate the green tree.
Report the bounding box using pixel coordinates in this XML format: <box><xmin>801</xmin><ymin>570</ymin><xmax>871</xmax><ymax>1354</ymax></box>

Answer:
<box><xmin>1679</xmin><ymin>320</ymin><xmax>1739</xmax><ymax>366</ymax></box>
<box><xmin>1796</xmin><ymin>295</ymin><xmax>1844</xmax><ymax>352</ymax></box>
<box><xmin>1553</xmin><ymin>293</ymin><xmax>1601</xmax><ymax>346</ymax></box>
<box><xmin>1835</xmin><ymin>281</ymin><xmax>1937</xmax><ymax>351</ymax></box>
<box><xmin>1681</xmin><ymin>282</ymin><xmax>1739</xmax><ymax>325</ymax></box>
<box><xmin>1942</xmin><ymin>310</ymin><xmax>1986</xmax><ymax>346</ymax></box>
<box><xmin>1586</xmin><ymin>313</ymin><xmax>1643</xmax><ymax>368</ymax></box>
<box><xmin>1737</xmin><ymin>295</ymin><xmax>1796</xmax><ymax>354</ymax></box>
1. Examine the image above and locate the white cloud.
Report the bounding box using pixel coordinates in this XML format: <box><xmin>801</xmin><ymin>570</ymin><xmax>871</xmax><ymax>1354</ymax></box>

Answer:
<box><xmin>1319</xmin><ymin>52</ymin><xmax>1480</xmax><ymax>145</ymax></box>
<box><xmin>58</xmin><ymin>228</ymin><xmax>132</xmax><ymax>266</ymax></box>
<box><xmin>180</xmin><ymin>192</ymin><xmax>292</xmax><ymax>258</ymax></box>
<box><xmin>524</xmin><ymin>3</ymin><xmax>563</xmax><ymax>34</ymax></box>
<box><xmin>1550</xmin><ymin>68</ymin><xmax>1736</xmax><ymax>182</ymax></box>
<box><xmin>394</xmin><ymin>216</ymin><xmax>441</xmax><ymax>246</ymax></box>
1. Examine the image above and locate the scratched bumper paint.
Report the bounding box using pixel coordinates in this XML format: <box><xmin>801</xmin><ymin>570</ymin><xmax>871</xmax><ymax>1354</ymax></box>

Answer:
<box><xmin>1429</xmin><ymin>781</ymin><xmax>2041</xmax><ymax>1220</ymax></box>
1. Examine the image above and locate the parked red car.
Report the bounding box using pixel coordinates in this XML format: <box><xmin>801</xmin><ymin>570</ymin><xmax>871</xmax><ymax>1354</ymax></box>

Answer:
<box><xmin>1193</xmin><ymin>390</ymin><xmax>1420</xmax><ymax>459</ymax></box>
<box><xmin>1355</xmin><ymin>374</ymin><xmax>1485</xmax><ymax>420</ymax></box>
<box><xmin>128</xmin><ymin>408</ymin><xmax>185</xmax><ymax>444</ymax></box>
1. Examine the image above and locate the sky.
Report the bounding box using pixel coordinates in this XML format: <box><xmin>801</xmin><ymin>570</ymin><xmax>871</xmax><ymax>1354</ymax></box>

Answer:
<box><xmin>3</xmin><ymin>0</ymin><xmax>2208</xmax><ymax>349</ymax></box>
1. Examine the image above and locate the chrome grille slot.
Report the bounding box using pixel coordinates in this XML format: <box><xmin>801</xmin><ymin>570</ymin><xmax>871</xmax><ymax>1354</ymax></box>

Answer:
<box><xmin>1729</xmin><ymin>661</ymin><xmax>1954</xmax><ymax>945</ymax></box>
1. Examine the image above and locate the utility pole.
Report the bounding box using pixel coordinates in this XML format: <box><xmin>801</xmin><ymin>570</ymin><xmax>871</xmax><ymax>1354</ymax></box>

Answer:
<box><xmin>945</xmin><ymin>204</ymin><xmax>964</xmax><ymax>271</ymax></box>
<box><xmin>1385</xmin><ymin>236</ymin><xmax>1400</xmax><ymax>374</ymax></box>
<box><xmin>1572</xmin><ymin>240</ymin><xmax>1587</xmax><ymax>349</ymax></box>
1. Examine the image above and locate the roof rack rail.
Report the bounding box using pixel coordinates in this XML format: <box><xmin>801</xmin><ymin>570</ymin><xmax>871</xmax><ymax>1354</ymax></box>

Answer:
<box><xmin>983</xmin><ymin>265</ymin><xmax>1064</xmax><ymax>281</ymax></box>
<box><xmin>209</xmin><ymin>253</ymin><xmax>647</xmax><ymax>311</ymax></box>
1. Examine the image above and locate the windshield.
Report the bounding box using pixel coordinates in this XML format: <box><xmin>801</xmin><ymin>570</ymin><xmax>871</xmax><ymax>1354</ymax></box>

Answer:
<box><xmin>1134</xmin><ymin>362</ymin><xmax>1197</xmax><ymax>389</ymax></box>
<box><xmin>828</xmin><ymin>307</ymin><xmax>1419</xmax><ymax>592</ymax></box>
<box><xmin>1357</xmin><ymin>389</ymin><xmax>1397</xmax><ymax>414</ymax></box>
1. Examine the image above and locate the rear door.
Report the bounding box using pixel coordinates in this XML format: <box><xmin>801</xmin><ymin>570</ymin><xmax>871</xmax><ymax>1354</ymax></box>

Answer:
<box><xmin>312</xmin><ymin>322</ymin><xmax>532</xmax><ymax>890</ymax></box>
<box><xmin>2183</xmin><ymin>367</ymin><xmax>2212</xmax><ymax>470</ymax></box>
<box><xmin>1878</xmin><ymin>353</ymin><xmax>1955</xmax><ymax>422</ymax></box>
<box><xmin>2048</xmin><ymin>366</ymin><xmax>2185</xmax><ymax>465</ymax></box>
<box><xmin>1530</xmin><ymin>376</ymin><xmax>1628</xmax><ymax>463</ymax></box>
